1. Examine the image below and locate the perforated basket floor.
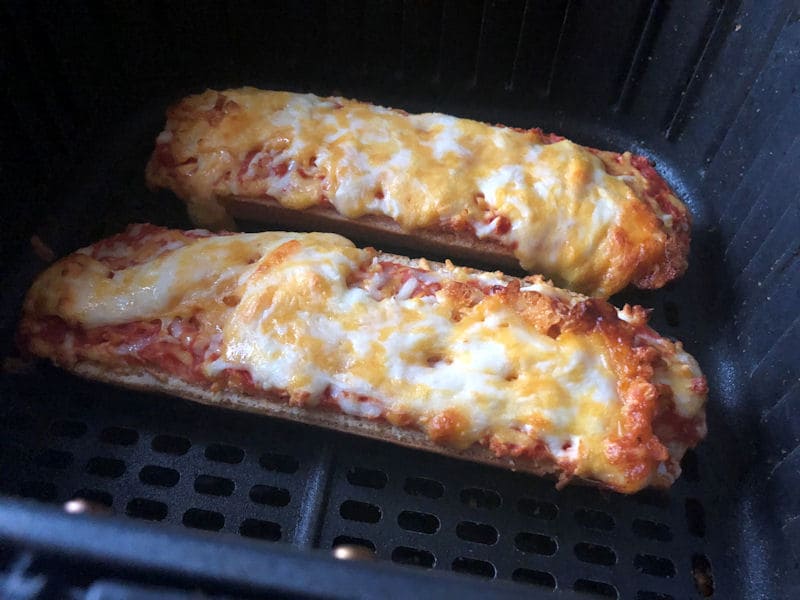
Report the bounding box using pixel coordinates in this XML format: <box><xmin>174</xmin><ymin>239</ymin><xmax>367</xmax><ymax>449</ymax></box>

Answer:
<box><xmin>0</xmin><ymin>366</ymin><xmax>714</xmax><ymax>600</ymax></box>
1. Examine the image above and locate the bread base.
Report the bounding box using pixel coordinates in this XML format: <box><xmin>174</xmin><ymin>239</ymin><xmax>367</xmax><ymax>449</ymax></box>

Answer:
<box><xmin>69</xmin><ymin>361</ymin><xmax>560</xmax><ymax>480</ymax></box>
<box><xmin>226</xmin><ymin>197</ymin><xmax>525</xmax><ymax>276</ymax></box>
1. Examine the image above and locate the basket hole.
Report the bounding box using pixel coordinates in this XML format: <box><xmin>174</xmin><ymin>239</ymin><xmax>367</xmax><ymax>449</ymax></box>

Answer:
<box><xmin>451</xmin><ymin>557</ymin><xmax>495</xmax><ymax>578</ymax></box>
<box><xmin>632</xmin><ymin>518</ymin><xmax>672</xmax><ymax>542</ymax></box>
<box><xmin>333</xmin><ymin>535</ymin><xmax>376</xmax><ymax>552</ymax></box>
<box><xmin>512</xmin><ymin>568</ymin><xmax>556</xmax><ymax>589</ymax></box>
<box><xmin>575</xmin><ymin>542</ymin><xmax>617</xmax><ymax>566</ymax></box>
<box><xmin>72</xmin><ymin>489</ymin><xmax>112</xmax><ymax>507</ymax></box>
<box><xmin>259</xmin><ymin>452</ymin><xmax>299</xmax><ymax>474</ymax></box>
<box><xmin>574</xmin><ymin>579</ymin><xmax>618</xmax><ymax>598</ymax></box>
<box><xmin>456</xmin><ymin>521</ymin><xmax>498</xmax><ymax>545</ymax></box>
<box><xmin>194</xmin><ymin>474</ymin><xmax>234</xmax><ymax>497</ymax></box>
<box><xmin>634</xmin><ymin>554</ymin><xmax>675</xmax><ymax>578</ymax></box>
<box><xmin>686</xmin><ymin>498</ymin><xmax>706</xmax><ymax>537</ymax></box>
<box><xmin>139</xmin><ymin>465</ymin><xmax>180</xmax><ymax>488</ymax></box>
<box><xmin>183</xmin><ymin>508</ymin><xmax>224</xmax><ymax>531</ymax></box>
<box><xmin>403</xmin><ymin>477</ymin><xmax>444</xmax><ymax>499</ymax></box>
<box><xmin>692</xmin><ymin>554</ymin><xmax>714</xmax><ymax>597</ymax></box>
<box><xmin>518</xmin><ymin>497</ymin><xmax>558</xmax><ymax>520</ymax></box>
<box><xmin>205</xmin><ymin>443</ymin><xmax>244</xmax><ymax>464</ymax></box>
<box><xmin>125</xmin><ymin>498</ymin><xmax>167</xmax><ymax>521</ymax></box>
<box><xmin>397</xmin><ymin>510</ymin><xmax>439</xmax><ymax>534</ymax></box>
<box><xmin>35</xmin><ymin>448</ymin><xmax>73</xmax><ymax>470</ymax></box>
<box><xmin>249</xmin><ymin>484</ymin><xmax>290</xmax><ymax>507</ymax></box>
<box><xmin>340</xmin><ymin>500</ymin><xmax>381</xmax><ymax>523</ymax></box>
<box><xmin>239</xmin><ymin>518</ymin><xmax>281</xmax><ymax>541</ymax></box>
<box><xmin>391</xmin><ymin>546</ymin><xmax>435</xmax><ymax>568</ymax></box>
<box><xmin>19</xmin><ymin>481</ymin><xmax>57</xmax><ymax>501</ymax></box>
<box><xmin>575</xmin><ymin>508</ymin><xmax>615</xmax><ymax>531</ymax></box>
<box><xmin>514</xmin><ymin>532</ymin><xmax>557</xmax><ymax>555</ymax></box>
<box><xmin>634</xmin><ymin>488</ymin><xmax>670</xmax><ymax>508</ymax></box>
<box><xmin>152</xmin><ymin>434</ymin><xmax>190</xmax><ymax>456</ymax></box>
<box><xmin>637</xmin><ymin>591</ymin><xmax>674</xmax><ymax>600</ymax></box>
<box><xmin>459</xmin><ymin>487</ymin><xmax>501</xmax><ymax>509</ymax></box>
<box><xmin>346</xmin><ymin>467</ymin><xmax>387</xmax><ymax>489</ymax></box>
<box><xmin>680</xmin><ymin>449</ymin><xmax>699</xmax><ymax>482</ymax></box>
<box><xmin>86</xmin><ymin>457</ymin><xmax>126</xmax><ymax>479</ymax></box>
<box><xmin>99</xmin><ymin>426</ymin><xmax>138</xmax><ymax>446</ymax></box>
<box><xmin>50</xmin><ymin>419</ymin><xmax>87</xmax><ymax>439</ymax></box>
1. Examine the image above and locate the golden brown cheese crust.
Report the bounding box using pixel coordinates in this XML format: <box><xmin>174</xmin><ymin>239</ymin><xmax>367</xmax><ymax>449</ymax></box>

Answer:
<box><xmin>145</xmin><ymin>88</ymin><xmax>691</xmax><ymax>297</ymax></box>
<box><xmin>18</xmin><ymin>225</ymin><xmax>707</xmax><ymax>493</ymax></box>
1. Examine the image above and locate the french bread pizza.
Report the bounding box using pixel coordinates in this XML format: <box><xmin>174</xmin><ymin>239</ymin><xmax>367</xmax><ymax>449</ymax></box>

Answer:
<box><xmin>18</xmin><ymin>224</ymin><xmax>707</xmax><ymax>493</ymax></box>
<box><xmin>146</xmin><ymin>88</ymin><xmax>691</xmax><ymax>297</ymax></box>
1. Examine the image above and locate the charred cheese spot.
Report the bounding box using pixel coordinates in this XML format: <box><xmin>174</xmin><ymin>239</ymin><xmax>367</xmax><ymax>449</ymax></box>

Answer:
<box><xmin>427</xmin><ymin>409</ymin><xmax>472</xmax><ymax>448</ymax></box>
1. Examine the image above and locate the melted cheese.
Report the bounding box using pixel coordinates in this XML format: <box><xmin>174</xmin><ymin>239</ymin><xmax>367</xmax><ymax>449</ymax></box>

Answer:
<box><xmin>27</xmin><ymin>230</ymin><xmax>706</xmax><ymax>490</ymax></box>
<box><xmin>217</xmin><ymin>238</ymin><xmax>621</xmax><ymax>452</ymax></box>
<box><xmin>654</xmin><ymin>343</ymin><xmax>705</xmax><ymax>418</ymax></box>
<box><xmin>150</xmin><ymin>88</ymin><xmax>673</xmax><ymax>296</ymax></box>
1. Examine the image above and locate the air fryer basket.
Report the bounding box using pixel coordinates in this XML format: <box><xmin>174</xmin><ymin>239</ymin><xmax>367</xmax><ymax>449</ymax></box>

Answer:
<box><xmin>0</xmin><ymin>1</ymin><xmax>797</xmax><ymax>598</ymax></box>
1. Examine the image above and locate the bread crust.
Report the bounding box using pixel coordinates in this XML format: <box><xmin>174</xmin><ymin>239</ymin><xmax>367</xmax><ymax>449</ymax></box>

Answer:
<box><xmin>68</xmin><ymin>360</ymin><xmax>560</xmax><ymax>480</ymax></box>
<box><xmin>226</xmin><ymin>197</ymin><xmax>522</xmax><ymax>274</ymax></box>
